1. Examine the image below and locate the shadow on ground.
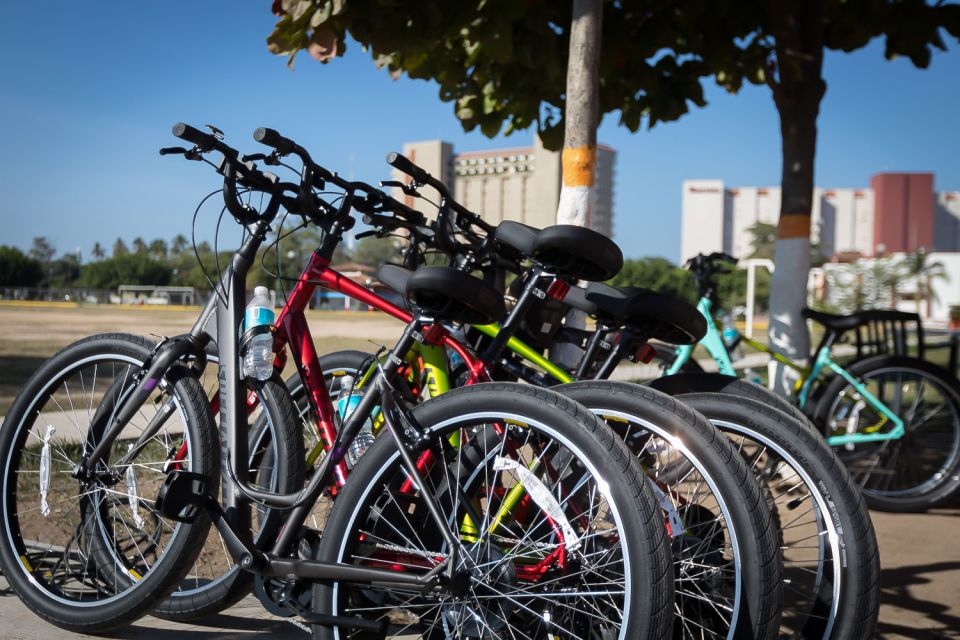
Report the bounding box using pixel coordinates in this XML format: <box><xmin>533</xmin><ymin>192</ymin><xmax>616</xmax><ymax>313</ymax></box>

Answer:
<box><xmin>0</xmin><ymin>355</ymin><xmax>46</xmax><ymax>415</ymax></box>
<box><xmin>877</xmin><ymin>558</ymin><xmax>960</xmax><ymax>638</ymax></box>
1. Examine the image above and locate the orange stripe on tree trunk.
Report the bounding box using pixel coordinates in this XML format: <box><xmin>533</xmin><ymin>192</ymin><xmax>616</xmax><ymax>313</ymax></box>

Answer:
<box><xmin>777</xmin><ymin>213</ymin><xmax>812</xmax><ymax>239</ymax></box>
<box><xmin>562</xmin><ymin>146</ymin><xmax>597</xmax><ymax>187</ymax></box>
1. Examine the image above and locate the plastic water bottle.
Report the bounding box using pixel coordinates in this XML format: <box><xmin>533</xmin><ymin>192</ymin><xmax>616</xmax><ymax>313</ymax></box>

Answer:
<box><xmin>242</xmin><ymin>286</ymin><xmax>275</xmax><ymax>380</ymax></box>
<box><xmin>720</xmin><ymin>311</ymin><xmax>743</xmax><ymax>362</ymax></box>
<box><xmin>337</xmin><ymin>375</ymin><xmax>376</xmax><ymax>467</ymax></box>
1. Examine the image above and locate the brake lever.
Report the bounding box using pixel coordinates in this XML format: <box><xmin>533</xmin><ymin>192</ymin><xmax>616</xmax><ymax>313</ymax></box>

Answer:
<box><xmin>159</xmin><ymin>146</ymin><xmax>204</xmax><ymax>161</ymax></box>
<box><xmin>380</xmin><ymin>180</ymin><xmax>421</xmax><ymax>198</ymax></box>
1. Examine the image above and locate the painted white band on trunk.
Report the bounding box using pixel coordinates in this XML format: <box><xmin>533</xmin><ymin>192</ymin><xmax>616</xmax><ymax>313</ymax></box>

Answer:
<box><xmin>557</xmin><ymin>185</ymin><xmax>590</xmax><ymax>227</ymax></box>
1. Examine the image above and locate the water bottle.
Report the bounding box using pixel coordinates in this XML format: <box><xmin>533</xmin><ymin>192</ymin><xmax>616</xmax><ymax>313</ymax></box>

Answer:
<box><xmin>337</xmin><ymin>375</ymin><xmax>376</xmax><ymax>467</ymax></box>
<box><xmin>242</xmin><ymin>286</ymin><xmax>275</xmax><ymax>380</ymax></box>
<box><xmin>720</xmin><ymin>311</ymin><xmax>743</xmax><ymax>362</ymax></box>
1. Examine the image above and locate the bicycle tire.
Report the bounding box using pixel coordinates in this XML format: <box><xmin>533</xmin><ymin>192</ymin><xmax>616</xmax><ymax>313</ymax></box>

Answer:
<box><xmin>811</xmin><ymin>354</ymin><xmax>960</xmax><ymax>512</ymax></box>
<box><xmin>556</xmin><ymin>381</ymin><xmax>783</xmax><ymax>640</ymax></box>
<box><xmin>312</xmin><ymin>382</ymin><xmax>674</xmax><ymax>640</ymax></box>
<box><xmin>677</xmin><ymin>392</ymin><xmax>880</xmax><ymax>640</ymax></box>
<box><xmin>0</xmin><ymin>333</ymin><xmax>217</xmax><ymax>633</ymax></box>
<box><xmin>153</xmin><ymin>372</ymin><xmax>304</xmax><ymax>620</ymax></box>
<box><xmin>651</xmin><ymin>372</ymin><xmax>815</xmax><ymax>430</ymax></box>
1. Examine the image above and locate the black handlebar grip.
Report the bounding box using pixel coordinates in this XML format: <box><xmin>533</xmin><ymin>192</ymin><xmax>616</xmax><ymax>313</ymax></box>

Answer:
<box><xmin>386</xmin><ymin>152</ymin><xmax>427</xmax><ymax>183</ymax></box>
<box><xmin>253</xmin><ymin>127</ymin><xmax>295</xmax><ymax>155</ymax></box>
<box><xmin>172</xmin><ymin>123</ymin><xmax>216</xmax><ymax>150</ymax></box>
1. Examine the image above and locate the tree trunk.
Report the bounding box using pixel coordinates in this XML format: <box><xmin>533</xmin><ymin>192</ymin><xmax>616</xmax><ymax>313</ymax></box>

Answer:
<box><xmin>557</xmin><ymin>0</ymin><xmax>602</xmax><ymax>228</ymax></box>
<box><xmin>766</xmin><ymin>0</ymin><xmax>826</xmax><ymax>396</ymax></box>
<box><xmin>552</xmin><ymin>0</ymin><xmax>603</xmax><ymax>367</ymax></box>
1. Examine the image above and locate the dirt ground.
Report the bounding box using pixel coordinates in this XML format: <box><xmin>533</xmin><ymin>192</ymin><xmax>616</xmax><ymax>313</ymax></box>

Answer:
<box><xmin>0</xmin><ymin>304</ymin><xmax>958</xmax><ymax>638</ymax></box>
<box><xmin>0</xmin><ymin>304</ymin><xmax>405</xmax><ymax>414</ymax></box>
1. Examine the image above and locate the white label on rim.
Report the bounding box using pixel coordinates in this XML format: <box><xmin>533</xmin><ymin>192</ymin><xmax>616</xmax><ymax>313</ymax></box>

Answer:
<box><xmin>125</xmin><ymin>444</ymin><xmax>145</xmax><ymax>529</ymax></box>
<box><xmin>39</xmin><ymin>425</ymin><xmax>56</xmax><ymax>517</ymax></box>
<box><xmin>493</xmin><ymin>456</ymin><xmax>581</xmax><ymax>551</ymax></box>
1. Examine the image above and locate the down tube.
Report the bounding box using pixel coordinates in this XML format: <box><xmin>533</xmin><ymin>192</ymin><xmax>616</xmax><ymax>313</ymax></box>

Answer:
<box><xmin>472</xmin><ymin>323</ymin><xmax>573</xmax><ymax>384</ymax></box>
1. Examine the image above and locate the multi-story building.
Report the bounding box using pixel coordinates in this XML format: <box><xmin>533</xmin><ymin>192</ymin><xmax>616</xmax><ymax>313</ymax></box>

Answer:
<box><xmin>396</xmin><ymin>137</ymin><xmax>615</xmax><ymax>236</ymax></box>
<box><xmin>680</xmin><ymin>172</ymin><xmax>960</xmax><ymax>262</ymax></box>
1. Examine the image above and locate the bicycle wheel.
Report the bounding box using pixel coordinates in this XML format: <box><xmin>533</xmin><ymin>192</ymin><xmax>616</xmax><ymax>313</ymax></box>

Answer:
<box><xmin>313</xmin><ymin>382</ymin><xmax>674</xmax><ymax>640</ymax></box>
<box><xmin>812</xmin><ymin>354</ymin><xmax>960</xmax><ymax>511</ymax></box>
<box><xmin>651</xmin><ymin>372</ymin><xmax>815</xmax><ymax>430</ymax></box>
<box><xmin>0</xmin><ymin>333</ymin><xmax>217</xmax><ymax>633</ymax></box>
<box><xmin>677</xmin><ymin>393</ymin><xmax>880</xmax><ymax>640</ymax></box>
<box><xmin>153</xmin><ymin>371</ymin><xmax>304</xmax><ymax>620</ymax></box>
<box><xmin>556</xmin><ymin>381</ymin><xmax>782</xmax><ymax>640</ymax></box>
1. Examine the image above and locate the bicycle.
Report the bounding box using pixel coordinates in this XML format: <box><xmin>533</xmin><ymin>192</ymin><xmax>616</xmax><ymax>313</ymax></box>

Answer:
<box><xmin>234</xmin><ymin>141</ymin><xmax>786</xmax><ymax>638</ymax></box>
<box><xmin>315</xmin><ymin>204</ymin><xmax>879</xmax><ymax>638</ymax></box>
<box><xmin>658</xmin><ymin>252</ymin><xmax>960</xmax><ymax>512</ymax></box>
<box><xmin>0</xmin><ymin>124</ymin><xmax>674</xmax><ymax>639</ymax></box>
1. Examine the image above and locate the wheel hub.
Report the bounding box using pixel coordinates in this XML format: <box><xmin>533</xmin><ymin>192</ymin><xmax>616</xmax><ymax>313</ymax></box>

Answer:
<box><xmin>441</xmin><ymin>542</ymin><xmax>517</xmax><ymax>637</ymax></box>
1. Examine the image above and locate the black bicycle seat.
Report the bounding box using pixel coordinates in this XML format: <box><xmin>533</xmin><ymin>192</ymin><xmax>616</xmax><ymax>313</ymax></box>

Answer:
<box><xmin>801</xmin><ymin>308</ymin><xmax>865</xmax><ymax>333</ymax></box>
<box><xmin>494</xmin><ymin>222</ymin><xmax>622</xmax><ymax>282</ymax></box>
<box><xmin>565</xmin><ymin>283</ymin><xmax>706</xmax><ymax>345</ymax></box>
<box><xmin>376</xmin><ymin>264</ymin><xmax>505</xmax><ymax>325</ymax></box>
<box><xmin>494</xmin><ymin>221</ymin><xmax>539</xmax><ymax>256</ymax></box>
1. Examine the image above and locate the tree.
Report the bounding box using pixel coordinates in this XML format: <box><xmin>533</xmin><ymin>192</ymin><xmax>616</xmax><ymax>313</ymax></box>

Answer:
<box><xmin>132</xmin><ymin>237</ymin><xmax>148</xmax><ymax>255</ymax></box>
<box><xmin>0</xmin><ymin>246</ymin><xmax>44</xmax><ymax>287</ymax></box>
<box><xmin>80</xmin><ymin>254</ymin><xmax>172</xmax><ymax>289</ymax></box>
<box><xmin>264</xmin><ymin>1</ymin><xmax>711</xmax><ymax>148</ymax></box>
<box><xmin>747</xmin><ymin>222</ymin><xmax>778</xmax><ymax>260</ymax></box>
<box><xmin>112</xmin><ymin>238</ymin><xmax>129</xmax><ymax>257</ymax></box>
<box><xmin>29</xmin><ymin>237</ymin><xmax>56</xmax><ymax>264</ymax></box>
<box><xmin>610</xmin><ymin>257</ymin><xmax>697</xmax><ymax>304</ymax></box>
<box><xmin>91</xmin><ymin>242</ymin><xmax>106</xmax><ymax>260</ymax></box>
<box><xmin>149</xmin><ymin>238</ymin><xmax>168</xmax><ymax>259</ymax></box>
<box><xmin>904</xmin><ymin>248</ymin><xmax>949</xmax><ymax>318</ymax></box>
<box><xmin>171</xmin><ymin>234</ymin><xmax>189</xmax><ymax>255</ymax></box>
<box><xmin>349</xmin><ymin>237</ymin><xmax>400</xmax><ymax>268</ymax></box>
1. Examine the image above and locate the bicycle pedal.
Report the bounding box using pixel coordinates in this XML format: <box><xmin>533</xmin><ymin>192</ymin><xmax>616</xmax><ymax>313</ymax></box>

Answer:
<box><xmin>154</xmin><ymin>470</ymin><xmax>212</xmax><ymax>523</ymax></box>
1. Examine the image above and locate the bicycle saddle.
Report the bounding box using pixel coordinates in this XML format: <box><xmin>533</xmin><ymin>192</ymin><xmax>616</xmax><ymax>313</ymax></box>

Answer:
<box><xmin>494</xmin><ymin>221</ymin><xmax>623</xmax><ymax>282</ymax></box>
<box><xmin>801</xmin><ymin>308</ymin><xmax>865</xmax><ymax>333</ymax></box>
<box><xmin>377</xmin><ymin>264</ymin><xmax>505</xmax><ymax>325</ymax></box>
<box><xmin>565</xmin><ymin>282</ymin><xmax>706</xmax><ymax>345</ymax></box>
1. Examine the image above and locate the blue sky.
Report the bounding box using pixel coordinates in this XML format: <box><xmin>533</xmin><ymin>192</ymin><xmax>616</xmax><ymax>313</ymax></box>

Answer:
<box><xmin>2</xmin><ymin>2</ymin><xmax>958</xmax><ymax>262</ymax></box>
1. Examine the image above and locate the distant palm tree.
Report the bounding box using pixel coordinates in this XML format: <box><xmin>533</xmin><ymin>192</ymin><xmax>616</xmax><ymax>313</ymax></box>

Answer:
<box><xmin>132</xmin><ymin>237</ymin><xmax>148</xmax><ymax>255</ymax></box>
<box><xmin>91</xmin><ymin>242</ymin><xmax>106</xmax><ymax>260</ymax></box>
<box><xmin>171</xmin><ymin>234</ymin><xmax>189</xmax><ymax>255</ymax></box>
<box><xmin>149</xmin><ymin>238</ymin><xmax>168</xmax><ymax>259</ymax></box>
<box><xmin>904</xmin><ymin>249</ymin><xmax>948</xmax><ymax>318</ymax></box>
<box><xmin>112</xmin><ymin>238</ymin><xmax>129</xmax><ymax>257</ymax></box>
<box><xmin>871</xmin><ymin>256</ymin><xmax>906</xmax><ymax>307</ymax></box>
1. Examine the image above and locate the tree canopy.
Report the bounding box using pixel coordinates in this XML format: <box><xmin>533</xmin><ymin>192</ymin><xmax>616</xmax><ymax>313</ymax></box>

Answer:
<box><xmin>266</xmin><ymin>0</ymin><xmax>960</xmax><ymax>149</ymax></box>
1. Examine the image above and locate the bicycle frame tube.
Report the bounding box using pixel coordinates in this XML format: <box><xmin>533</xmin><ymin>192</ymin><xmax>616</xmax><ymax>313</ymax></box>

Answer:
<box><xmin>472</xmin><ymin>323</ymin><xmax>573</xmax><ymax>384</ymax></box>
<box><xmin>801</xmin><ymin>347</ymin><xmax>905</xmax><ymax>446</ymax></box>
<box><xmin>668</xmin><ymin>297</ymin><xmax>736</xmax><ymax>376</ymax></box>
<box><xmin>273</xmin><ymin>251</ymin><xmax>485</xmax><ymax>483</ymax></box>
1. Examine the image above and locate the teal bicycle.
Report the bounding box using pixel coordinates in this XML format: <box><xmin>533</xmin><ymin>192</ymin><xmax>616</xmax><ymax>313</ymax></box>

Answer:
<box><xmin>658</xmin><ymin>252</ymin><xmax>960</xmax><ymax>512</ymax></box>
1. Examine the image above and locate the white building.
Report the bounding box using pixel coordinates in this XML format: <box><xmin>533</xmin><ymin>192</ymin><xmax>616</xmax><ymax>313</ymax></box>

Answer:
<box><xmin>397</xmin><ymin>138</ymin><xmax>615</xmax><ymax>236</ymax></box>
<box><xmin>681</xmin><ymin>175</ymin><xmax>960</xmax><ymax>264</ymax></box>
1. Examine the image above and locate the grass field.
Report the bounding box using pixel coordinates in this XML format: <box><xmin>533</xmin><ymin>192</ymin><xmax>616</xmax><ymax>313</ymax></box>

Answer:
<box><xmin>0</xmin><ymin>304</ymin><xmax>405</xmax><ymax>415</ymax></box>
